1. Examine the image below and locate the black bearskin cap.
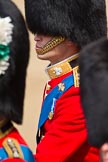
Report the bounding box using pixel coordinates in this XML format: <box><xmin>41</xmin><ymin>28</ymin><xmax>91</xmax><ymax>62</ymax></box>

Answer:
<box><xmin>80</xmin><ymin>37</ymin><xmax>108</xmax><ymax>147</ymax></box>
<box><xmin>24</xmin><ymin>0</ymin><xmax>107</xmax><ymax>47</ymax></box>
<box><xmin>0</xmin><ymin>0</ymin><xmax>29</xmax><ymax>124</ymax></box>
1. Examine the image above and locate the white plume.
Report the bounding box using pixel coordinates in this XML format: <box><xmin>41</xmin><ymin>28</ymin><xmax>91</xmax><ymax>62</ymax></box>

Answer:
<box><xmin>0</xmin><ymin>16</ymin><xmax>14</xmax><ymax>45</ymax></box>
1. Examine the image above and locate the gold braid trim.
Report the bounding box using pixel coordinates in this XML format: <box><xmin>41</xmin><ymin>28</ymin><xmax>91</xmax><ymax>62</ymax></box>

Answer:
<box><xmin>36</xmin><ymin>36</ymin><xmax>65</xmax><ymax>55</ymax></box>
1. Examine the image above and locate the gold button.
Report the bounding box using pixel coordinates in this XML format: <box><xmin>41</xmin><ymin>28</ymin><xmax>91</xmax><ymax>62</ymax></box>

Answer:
<box><xmin>48</xmin><ymin>112</ymin><xmax>54</xmax><ymax>120</ymax></box>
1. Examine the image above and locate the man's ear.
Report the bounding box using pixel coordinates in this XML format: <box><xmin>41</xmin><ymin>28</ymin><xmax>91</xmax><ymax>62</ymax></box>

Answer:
<box><xmin>67</xmin><ymin>40</ymin><xmax>80</xmax><ymax>50</ymax></box>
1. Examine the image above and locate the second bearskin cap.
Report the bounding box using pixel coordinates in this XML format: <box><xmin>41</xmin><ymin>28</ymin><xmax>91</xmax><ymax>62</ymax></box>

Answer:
<box><xmin>0</xmin><ymin>0</ymin><xmax>29</xmax><ymax>124</ymax></box>
<box><xmin>80</xmin><ymin>37</ymin><xmax>108</xmax><ymax>147</ymax></box>
<box><xmin>25</xmin><ymin>0</ymin><xmax>107</xmax><ymax>47</ymax></box>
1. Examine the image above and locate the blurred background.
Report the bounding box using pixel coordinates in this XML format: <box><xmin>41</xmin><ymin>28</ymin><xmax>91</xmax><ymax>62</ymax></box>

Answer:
<box><xmin>12</xmin><ymin>0</ymin><xmax>108</xmax><ymax>153</ymax></box>
<box><xmin>12</xmin><ymin>0</ymin><xmax>49</xmax><ymax>153</ymax></box>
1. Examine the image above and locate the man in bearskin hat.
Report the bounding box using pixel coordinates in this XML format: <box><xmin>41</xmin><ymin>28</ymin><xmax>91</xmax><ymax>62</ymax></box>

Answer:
<box><xmin>80</xmin><ymin>37</ymin><xmax>108</xmax><ymax>162</ymax></box>
<box><xmin>0</xmin><ymin>0</ymin><xmax>35</xmax><ymax>161</ymax></box>
<box><xmin>24</xmin><ymin>0</ymin><xmax>107</xmax><ymax>161</ymax></box>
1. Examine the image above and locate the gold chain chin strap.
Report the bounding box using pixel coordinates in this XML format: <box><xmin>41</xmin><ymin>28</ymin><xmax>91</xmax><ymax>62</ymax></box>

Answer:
<box><xmin>36</xmin><ymin>36</ymin><xmax>65</xmax><ymax>55</ymax></box>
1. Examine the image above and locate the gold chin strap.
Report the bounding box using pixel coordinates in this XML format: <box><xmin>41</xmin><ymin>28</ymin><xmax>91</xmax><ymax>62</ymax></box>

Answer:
<box><xmin>36</xmin><ymin>36</ymin><xmax>65</xmax><ymax>55</ymax></box>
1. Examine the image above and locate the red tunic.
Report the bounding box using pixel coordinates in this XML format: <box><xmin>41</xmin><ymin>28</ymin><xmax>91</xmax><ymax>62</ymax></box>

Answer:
<box><xmin>36</xmin><ymin>71</ymin><xmax>99</xmax><ymax>162</ymax></box>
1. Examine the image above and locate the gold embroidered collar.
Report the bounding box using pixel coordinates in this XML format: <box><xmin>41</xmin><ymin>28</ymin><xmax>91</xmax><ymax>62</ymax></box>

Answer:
<box><xmin>46</xmin><ymin>53</ymin><xmax>79</xmax><ymax>79</ymax></box>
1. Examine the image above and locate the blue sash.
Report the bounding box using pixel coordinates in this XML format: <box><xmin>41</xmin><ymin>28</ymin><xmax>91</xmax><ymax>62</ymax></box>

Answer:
<box><xmin>0</xmin><ymin>145</ymin><xmax>35</xmax><ymax>161</ymax></box>
<box><xmin>38</xmin><ymin>74</ymin><xmax>74</xmax><ymax>128</ymax></box>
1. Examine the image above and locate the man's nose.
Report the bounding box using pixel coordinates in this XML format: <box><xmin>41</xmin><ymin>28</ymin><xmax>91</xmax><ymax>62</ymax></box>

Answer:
<box><xmin>34</xmin><ymin>34</ymin><xmax>42</xmax><ymax>41</ymax></box>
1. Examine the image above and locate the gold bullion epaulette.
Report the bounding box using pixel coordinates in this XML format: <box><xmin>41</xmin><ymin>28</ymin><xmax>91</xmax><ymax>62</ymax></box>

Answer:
<box><xmin>73</xmin><ymin>66</ymin><xmax>80</xmax><ymax>87</ymax></box>
<box><xmin>2</xmin><ymin>138</ymin><xmax>24</xmax><ymax>159</ymax></box>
